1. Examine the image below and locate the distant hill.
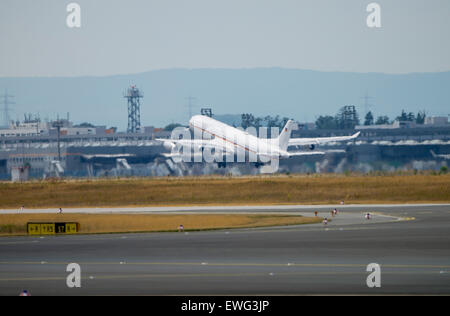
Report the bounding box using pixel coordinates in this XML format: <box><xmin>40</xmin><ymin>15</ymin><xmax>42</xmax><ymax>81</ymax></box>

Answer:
<box><xmin>1</xmin><ymin>68</ymin><xmax>449</xmax><ymax>131</ymax></box>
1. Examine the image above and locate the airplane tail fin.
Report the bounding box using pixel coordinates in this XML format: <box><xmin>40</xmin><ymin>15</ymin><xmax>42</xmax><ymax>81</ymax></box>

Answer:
<box><xmin>277</xmin><ymin>120</ymin><xmax>297</xmax><ymax>151</ymax></box>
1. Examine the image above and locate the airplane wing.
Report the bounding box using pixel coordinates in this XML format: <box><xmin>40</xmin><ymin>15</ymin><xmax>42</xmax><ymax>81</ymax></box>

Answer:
<box><xmin>430</xmin><ymin>150</ymin><xmax>450</xmax><ymax>160</ymax></box>
<box><xmin>288</xmin><ymin>132</ymin><xmax>360</xmax><ymax>147</ymax></box>
<box><xmin>157</xmin><ymin>138</ymin><xmax>236</xmax><ymax>156</ymax></box>
<box><xmin>287</xmin><ymin>151</ymin><xmax>325</xmax><ymax>157</ymax></box>
<box><xmin>157</xmin><ymin>138</ymin><xmax>213</xmax><ymax>147</ymax></box>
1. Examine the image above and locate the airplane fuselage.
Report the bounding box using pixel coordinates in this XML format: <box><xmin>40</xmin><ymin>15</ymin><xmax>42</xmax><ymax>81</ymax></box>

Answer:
<box><xmin>188</xmin><ymin>115</ymin><xmax>288</xmax><ymax>160</ymax></box>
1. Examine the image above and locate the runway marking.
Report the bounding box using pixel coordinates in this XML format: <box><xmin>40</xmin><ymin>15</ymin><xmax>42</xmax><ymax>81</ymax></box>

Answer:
<box><xmin>0</xmin><ymin>270</ymin><xmax>448</xmax><ymax>282</ymax></box>
<box><xmin>0</xmin><ymin>240</ymin><xmax>40</xmax><ymax>245</ymax></box>
<box><xmin>400</xmin><ymin>217</ymin><xmax>416</xmax><ymax>221</ymax></box>
<box><xmin>1</xmin><ymin>261</ymin><xmax>449</xmax><ymax>269</ymax></box>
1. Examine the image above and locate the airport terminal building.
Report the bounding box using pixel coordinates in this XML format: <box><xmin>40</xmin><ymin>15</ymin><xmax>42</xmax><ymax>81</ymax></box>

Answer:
<box><xmin>1</xmin><ymin>117</ymin><xmax>449</xmax><ymax>180</ymax></box>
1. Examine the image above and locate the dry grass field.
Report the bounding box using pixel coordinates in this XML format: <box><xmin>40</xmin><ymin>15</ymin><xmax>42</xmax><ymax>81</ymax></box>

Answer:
<box><xmin>0</xmin><ymin>214</ymin><xmax>322</xmax><ymax>236</ymax></box>
<box><xmin>0</xmin><ymin>174</ymin><xmax>448</xmax><ymax>209</ymax></box>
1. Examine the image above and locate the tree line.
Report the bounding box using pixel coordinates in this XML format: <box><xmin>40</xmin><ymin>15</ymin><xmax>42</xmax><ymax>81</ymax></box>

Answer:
<box><xmin>162</xmin><ymin>108</ymin><xmax>428</xmax><ymax>131</ymax></box>
<box><xmin>315</xmin><ymin>107</ymin><xmax>427</xmax><ymax>130</ymax></box>
<box><xmin>240</xmin><ymin>114</ymin><xmax>292</xmax><ymax>130</ymax></box>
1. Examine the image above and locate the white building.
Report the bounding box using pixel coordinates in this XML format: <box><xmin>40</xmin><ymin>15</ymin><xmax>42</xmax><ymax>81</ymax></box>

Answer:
<box><xmin>425</xmin><ymin>116</ymin><xmax>448</xmax><ymax>126</ymax></box>
<box><xmin>0</xmin><ymin>120</ymin><xmax>49</xmax><ymax>137</ymax></box>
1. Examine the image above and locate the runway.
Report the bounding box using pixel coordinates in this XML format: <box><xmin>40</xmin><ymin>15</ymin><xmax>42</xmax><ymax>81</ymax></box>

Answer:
<box><xmin>0</xmin><ymin>204</ymin><xmax>449</xmax><ymax>295</ymax></box>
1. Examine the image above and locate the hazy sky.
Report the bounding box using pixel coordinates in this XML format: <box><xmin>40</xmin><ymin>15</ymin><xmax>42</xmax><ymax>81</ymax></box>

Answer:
<box><xmin>1</xmin><ymin>0</ymin><xmax>449</xmax><ymax>77</ymax></box>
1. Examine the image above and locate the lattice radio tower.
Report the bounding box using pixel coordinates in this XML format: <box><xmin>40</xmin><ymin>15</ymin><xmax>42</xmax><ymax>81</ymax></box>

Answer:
<box><xmin>0</xmin><ymin>89</ymin><xmax>15</xmax><ymax>128</ymax></box>
<box><xmin>361</xmin><ymin>91</ymin><xmax>374</xmax><ymax>116</ymax></box>
<box><xmin>185</xmin><ymin>96</ymin><xmax>197</xmax><ymax>121</ymax></box>
<box><xmin>124</xmin><ymin>85</ymin><xmax>143</xmax><ymax>133</ymax></box>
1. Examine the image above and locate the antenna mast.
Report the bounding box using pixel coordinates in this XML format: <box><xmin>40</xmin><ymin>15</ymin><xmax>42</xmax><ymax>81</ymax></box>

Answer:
<box><xmin>185</xmin><ymin>96</ymin><xmax>197</xmax><ymax>121</ymax></box>
<box><xmin>0</xmin><ymin>89</ymin><xmax>15</xmax><ymax>127</ymax></box>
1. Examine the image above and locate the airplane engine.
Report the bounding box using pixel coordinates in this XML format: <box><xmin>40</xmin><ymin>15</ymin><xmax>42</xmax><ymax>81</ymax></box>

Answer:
<box><xmin>298</xmin><ymin>144</ymin><xmax>317</xmax><ymax>151</ymax></box>
<box><xmin>301</xmin><ymin>144</ymin><xmax>317</xmax><ymax>151</ymax></box>
<box><xmin>163</xmin><ymin>142</ymin><xmax>176</xmax><ymax>151</ymax></box>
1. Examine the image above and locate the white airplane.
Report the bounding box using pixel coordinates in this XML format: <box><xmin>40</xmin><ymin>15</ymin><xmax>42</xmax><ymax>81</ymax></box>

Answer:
<box><xmin>158</xmin><ymin>115</ymin><xmax>360</xmax><ymax>169</ymax></box>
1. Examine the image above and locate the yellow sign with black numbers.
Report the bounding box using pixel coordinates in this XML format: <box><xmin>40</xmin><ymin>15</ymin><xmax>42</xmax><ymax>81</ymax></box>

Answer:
<box><xmin>40</xmin><ymin>223</ymin><xmax>55</xmax><ymax>235</ymax></box>
<box><xmin>65</xmin><ymin>223</ymin><xmax>78</xmax><ymax>234</ymax></box>
<box><xmin>27</xmin><ymin>222</ymin><xmax>79</xmax><ymax>235</ymax></box>
<box><xmin>27</xmin><ymin>223</ymin><xmax>41</xmax><ymax>235</ymax></box>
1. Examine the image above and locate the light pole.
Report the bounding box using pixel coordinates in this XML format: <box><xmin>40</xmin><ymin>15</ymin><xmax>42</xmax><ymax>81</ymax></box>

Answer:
<box><xmin>53</xmin><ymin>120</ymin><xmax>63</xmax><ymax>162</ymax></box>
